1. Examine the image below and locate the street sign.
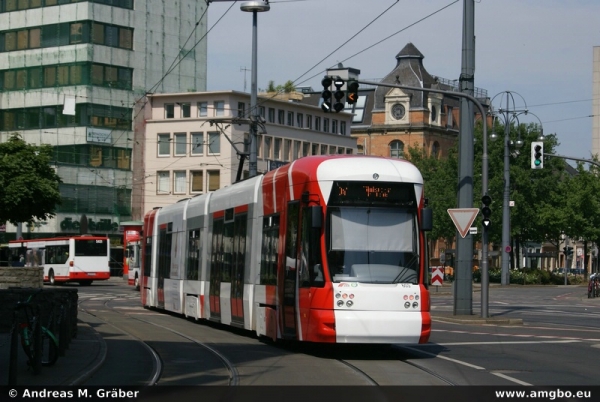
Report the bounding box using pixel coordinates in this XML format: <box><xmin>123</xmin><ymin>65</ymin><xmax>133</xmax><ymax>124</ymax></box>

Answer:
<box><xmin>469</xmin><ymin>227</ymin><xmax>478</xmax><ymax>235</ymax></box>
<box><xmin>447</xmin><ymin>208</ymin><xmax>480</xmax><ymax>239</ymax></box>
<box><xmin>431</xmin><ymin>267</ymin><xmax>444</xmax><ymax>286</ymax></box>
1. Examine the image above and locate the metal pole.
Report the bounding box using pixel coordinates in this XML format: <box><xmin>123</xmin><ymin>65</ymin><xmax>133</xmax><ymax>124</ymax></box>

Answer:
<box><xmin>248</xmin><ymin>10</ymin><xmax>258</xmax><ymax>178</ymax></box>
<box><xmin>454</xmin><ymin>0</ymin><xmax>476</xmax><ymax>315</ymax></box>
<box><xmin>501</xmin><ymin>101</ymin><xmax>511</xmax><ymax>286</ymax></box>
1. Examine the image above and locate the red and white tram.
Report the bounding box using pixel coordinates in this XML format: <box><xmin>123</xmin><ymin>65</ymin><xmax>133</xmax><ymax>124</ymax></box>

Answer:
<box><xmin>141</xmin><ymin>155</ymin><xmax>433</xmax><ymax>344</ymax></box>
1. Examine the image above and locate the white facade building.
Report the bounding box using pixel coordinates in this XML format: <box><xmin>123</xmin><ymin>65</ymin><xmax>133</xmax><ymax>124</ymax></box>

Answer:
<box><xmin>138</xmin><ymin>91</ymin><xmax>356</xmax><ymax>217</ymax></box>
<box><xmin>0</xmin><ymin>0</ymin><xmax>207</xmax><ymax>242</ymax></box>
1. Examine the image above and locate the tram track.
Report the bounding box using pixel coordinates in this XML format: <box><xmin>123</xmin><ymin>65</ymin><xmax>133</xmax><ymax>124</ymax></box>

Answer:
<box><xmin>77</xmin><ymin>296</ymin><xmax>238</xmax><ymax>386</ymax></box>
<box><xmin>75</xmin><ymin>289</ymin><xmax>455</xmax><ymax>386</ymax></box>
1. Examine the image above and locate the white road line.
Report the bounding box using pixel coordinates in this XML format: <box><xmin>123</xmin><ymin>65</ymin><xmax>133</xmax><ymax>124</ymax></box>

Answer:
<box><xmin>401</xmin><ymin>346</ymin><xmax>485</xmax><ymax>370</ymax></box>
<box><xmin>491</xmin><ymin>372</ymin><xmax>532</xmax><ymax>386</ymax></box>
<box><xmin>435</xmin><ymin>340</ymin><xmax>580</xmax><ymax>346</ymax></box>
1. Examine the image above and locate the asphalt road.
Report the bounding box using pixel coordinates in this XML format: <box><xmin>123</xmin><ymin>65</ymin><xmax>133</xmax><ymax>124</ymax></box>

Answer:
<box><xmin>71</xmin><ymin>279</ymin><xmax>600</xmax><ymax>387</ymax></box>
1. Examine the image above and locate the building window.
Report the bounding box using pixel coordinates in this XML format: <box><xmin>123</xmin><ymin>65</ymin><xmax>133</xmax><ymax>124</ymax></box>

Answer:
<box><xmin>207</xmin><ymin>170</ymin><xmax>220</xmax><ymax>191</ymax></box>
<box><xmin>180</xmin><ymin>103</ymin><xmax>190</xmax><ymax>118</ymax></box>
<box><xmin>357</xmin><ymin>144</ymin><xmax>364</xmax><ymax>155</ymax></box>
<box><xmin>432</xmin><ymin>141</ymin><xmax>440</xmax><ymax>158</ymax></box>
<box><xmin>274</xmin><ymin>138</ymin><xmax>282</xmax><ymax>160</ymax></box>
<box><xmin>259</xmin><ymin>106</ymin><xmax>265</xmax><ymax>120</ymax></box>
<box><xmin>214</xmin><ymin>101</ymin><xmax>225</xmax><ymax>116</ymax></box>
<box><xmin>191</xmin><ymin>170</ymin><xmax>203</xmax><ymax>193</ymax></box>
<box><xmin>237</xmin><ymin>102</ymin><xmax>245</xmax><ymax>118</ymax></box>
<box><xmin>302</xmin><ymin>142</ymin><xmax>310</xmax><ymax>157</ymax></box>
<box><xmin>306</xmin><ymin>115</ymin><xmax>312</xmax><ymax>130</ymax></box>
<box><xmin>263</xmin><ymin>136</ymin><xmax>272</xmax><ymax>159</ymax></box>
<box><xmin>191</xmin><ymin>132</ymin><xmax>203</xmax><ymax>155</ymax></box>
<box><xmin>208</xmin><ymin>132</ymin><xmax>220</xmax><ymax>154</ymax></box>
<box><xmin>268</xmin><ymin>108</ymin><xmax>275</xmax><ymax>123</ymax></box>
<box><xmin>158</xmin><ymin>133</ymin><xmax>170</xmax><ymax>156</ymax></box>
<box><xmin>311</xmin><ymin>143</ymin><xmax>319</xmax><ymax>155</ymax></box>
<box><xmin>323</xmin><ymin>118</ymin><xmax>329</xmax><ymax>133</ymax></box>
<box><xmin>390</xmin><ymin>140</ymin><xmax>404</xmax><ymax>159</ymax></box>
<box><xmin>283</xmin><ymin>139</ymin><xmax>291</xmax><ymax>161</ymax></box>
<box><xmin>296</xmin><ymin>113</ymin><xmax>303</xmax><ymax>128</ymax></box>
<box><xmin>278</xmin><ymin>110</ymin><xmax>285</xmax><ymax>125</ymax></box>
<box><xmin>340</xmin><ymin>121</ymin><xmax>346</xmax><ymax>135</ymax></box>
<box><xmin>197</xmin><ymin>102</ymin><xmax>207</xmax><ymax>117</ymax></box>
<box><xmin>173</xmin><ymin>171</ymin><xmax>186</xmax><ymax>194</ymax></box>
<box><xmin>157</xmin><ymin>171</ymin><xmax>170</xmax><ymax>194</ymax></box>
<box><xmin>447</xmin><ymin>106</ymin><xmax>454</xmax><ymax>128</ymax></box>
<box><xmin>287</xmin><ymin>111</ymin><xmax>294</xmax><ymax>126</ymax></box>
<box><xmin>174</xmin><ymin>132</ymin><xmax>186</xmax><ymax>156</ymax></box>
<box><xmin>294</xmin><ymin>141</ymin><xmax>301</xmax><ymax>160</ymax></box>
<box><xmin>164</xmin><ymin>104</ymin><xmax>174</xmax><ymax>119</ymax></box>
<box><xmin>315</xmin><ymin>116</ymin><xmax>321</xmax><ymax>131</ymax></box>
<box><xmin>332</xmin><ymin>119</ymin><xmax>338</xmax><ymax>134</ymax></box>
<box><xmin>320</xmin><ymin>144</ymin><xmax>328</xmax><ymax>155</ymax></box>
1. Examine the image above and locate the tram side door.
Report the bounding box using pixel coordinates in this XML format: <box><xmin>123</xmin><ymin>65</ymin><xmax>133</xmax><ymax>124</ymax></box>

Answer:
<box><xmin>282</xmin><ymin>201</ymin><xmax>301</xmax><ymax>338</ymax></box>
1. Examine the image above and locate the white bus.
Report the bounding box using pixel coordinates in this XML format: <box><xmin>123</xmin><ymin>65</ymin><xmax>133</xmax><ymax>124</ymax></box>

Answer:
<box><xmin>9</xmin><ymin>235</ymin><xmax>110</xmax><ymax>285</ymax></box>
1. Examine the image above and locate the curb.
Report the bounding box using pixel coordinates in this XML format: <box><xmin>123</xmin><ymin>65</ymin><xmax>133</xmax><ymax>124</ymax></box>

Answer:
<box><xmin>432</xmin><ymin>315</ymin><xmax>523</xmax><ymax>326</ymax></box>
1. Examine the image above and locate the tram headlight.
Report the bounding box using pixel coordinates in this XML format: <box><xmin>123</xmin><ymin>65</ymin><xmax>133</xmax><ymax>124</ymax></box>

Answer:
<box><xmin>346</xmin><ymin>300</ymin><xmax>353</xmax><ymax>307</ymax></box>
<box><xmin>337</xmin><ymin>300</ymin><xmax>344</xmax><ymax>307</ymax></box>
<box><xmin>404</xmin><ymin>302</ymin><xmax>411</xmax><ymax>309</ymax></box>
<box><xmin>412</xmin><ymin>302</ymin><xmax>419</xmax><ymax>309</ymax></box>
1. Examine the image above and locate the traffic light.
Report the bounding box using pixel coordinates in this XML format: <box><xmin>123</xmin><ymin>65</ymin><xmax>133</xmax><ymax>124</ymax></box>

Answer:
<box><xmin>321</xmin><ymin>76</ymin><xmax>332</xmax><ymax>113</ymax></box>
<box><xmin>347</xmin><ymin>79</ymin><xmax>359</xmax><ymax>105</ymax></box>
<box><xmin>563</xmin><ymin>246</ymin><xmax>574</xmax><ymax>257</ymax></box>
<box><xmin>333</xmin><ymin>77</ymin><xmax>345</xmax><ymax>113</ymax></box>
<box><xmin>531</xmin><ymin>141</ymin><xmax>544</xmax><ymax>169</ymax></box>
<box><xmin>481</xmin><ymin>194</ymin><xmax>492</xmax><ymax>228</ymax></box>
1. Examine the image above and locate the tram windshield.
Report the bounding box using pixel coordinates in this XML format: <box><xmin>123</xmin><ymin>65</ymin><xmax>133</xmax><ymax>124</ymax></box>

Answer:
<box><xmin>327</xmin><ymin>207</ymin><xmax>419</xmax><ymax>284</ymax></box>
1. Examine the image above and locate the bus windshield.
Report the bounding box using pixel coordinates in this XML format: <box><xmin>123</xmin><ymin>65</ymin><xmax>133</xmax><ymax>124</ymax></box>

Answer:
<box><xmin>75</xmin><ymin>239</ymin><xmax>108</xmax><ymax>257</ymax></box>
<box><xmin>327</xmin><ymin>207</ymin><xmax>419</xmax><ymax>284</ymax></box>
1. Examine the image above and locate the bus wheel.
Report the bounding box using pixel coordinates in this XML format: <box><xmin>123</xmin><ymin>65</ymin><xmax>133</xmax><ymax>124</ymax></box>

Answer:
<box><xmin>134</xmin><ymin>274</ymin><xmax>140</xmax><ymax>291</ymax></box>
<box><xmin>49</xmin><ymin>270</ymin><xmax>55</xmax><ymax>286</ymax></box>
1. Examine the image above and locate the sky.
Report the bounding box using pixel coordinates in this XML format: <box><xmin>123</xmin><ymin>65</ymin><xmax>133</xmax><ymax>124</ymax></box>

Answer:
<box><xmin>205</xmin><ymin>0</ymin><xmax>600</xmax><ymax>161</ymax></box>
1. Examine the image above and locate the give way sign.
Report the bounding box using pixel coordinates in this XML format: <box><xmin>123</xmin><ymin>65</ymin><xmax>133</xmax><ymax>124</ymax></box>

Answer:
<box><xmin>447</xmin><ymin>208</ymin><xmax>480</xmax><ymax>239</ymax></box>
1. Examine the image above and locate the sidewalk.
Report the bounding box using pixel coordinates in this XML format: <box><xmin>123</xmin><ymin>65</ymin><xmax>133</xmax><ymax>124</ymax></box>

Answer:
<box><xmin>0</xmin><ymin>321</ymin><xmax>106</xmax><ymax>386</ymax></box>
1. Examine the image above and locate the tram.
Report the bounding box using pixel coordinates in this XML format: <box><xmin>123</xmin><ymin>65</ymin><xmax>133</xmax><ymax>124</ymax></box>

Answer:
<box><xmin>141</xmin><ymin>155</ymin><xmax>433</xmax><ymax>344</ymax></box>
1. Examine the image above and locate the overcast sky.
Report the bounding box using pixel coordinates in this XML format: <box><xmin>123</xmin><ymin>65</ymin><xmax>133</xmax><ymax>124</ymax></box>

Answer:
<box><xmin>205</xmin><ymin>0</ymin><xmax>599</xmax><ymax>160</ymax></box>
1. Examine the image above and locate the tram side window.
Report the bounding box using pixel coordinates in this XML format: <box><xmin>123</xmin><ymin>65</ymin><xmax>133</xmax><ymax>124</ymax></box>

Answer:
<box><xmin>232</xmin><ymin>213</ymin><xmax>247</xmax><ymax>287</ymax></box>
<box><xmin>187</xmin><ymin>229</ymin><xmax>200</xmax><ymax>280</ymax></box>
<box><xmin>260</xmin><ymin>214</ymin><xmax>279</xmax><ymax>285</ymax></box>
<box><xmin>158</xmin><ymin>226</ymin><xmax>172</xmax><ymax>280</ymax></box>
<box><xmin>45</xmin><ymin>245</ymin><xmax>69</xmax><ymax>264</ymax></box>
<box><xmin>144</xmin><ymin>236</ymin><xmax>152</xmax><ymax>277</ymax></box>
<box><xmin>300</xmin><ymin>207</ymin><xmax>323</xmax><ymax>288</ymax></box>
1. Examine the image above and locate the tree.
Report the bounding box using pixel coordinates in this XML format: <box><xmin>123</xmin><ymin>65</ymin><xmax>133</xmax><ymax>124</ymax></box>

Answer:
<box><xmin>407</xmin><ymin>143</ymin><xmax>458</xmax><ymax>245</ymax></box>
<box><xmin>265</xmin><ymin>80</ymin><xmax>296</xmax><ymax>93</ymax></box>
<box><xmin>0</xmin><ymin>134</ymin><xmax>62</xmax><ymax>225</ymax></box>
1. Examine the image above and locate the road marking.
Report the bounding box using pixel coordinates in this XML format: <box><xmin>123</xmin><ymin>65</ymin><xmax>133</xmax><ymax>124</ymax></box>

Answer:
<box><xmin>491</xmin><ymin>372</ymin><xmax>532</xmax><ymax>386</ymax></box>
<box><xmin>435</xmin><ymin>340</ymin><xmax>580</xmax><ymax>346</ymax></box>
<box><xmin>401</xmin><ymin>346</ymin><xmax>485</xmax><ymax>370</ymax></box>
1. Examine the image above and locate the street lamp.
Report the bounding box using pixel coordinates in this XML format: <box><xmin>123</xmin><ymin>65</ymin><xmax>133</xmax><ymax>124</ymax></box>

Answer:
<box><xmin>489</xmin><ymin>91</ymin><xmax>543</xmax><ymax>285</ymax></box>
<box><xmin>241</xmin><ymin>1</ymin><xmax>270</xmax><ymax>178</ymax></box>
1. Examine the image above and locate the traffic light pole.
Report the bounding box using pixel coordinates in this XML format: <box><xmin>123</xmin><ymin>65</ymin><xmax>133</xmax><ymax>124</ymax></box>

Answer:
<box><xmin>357</xmin><ymin>78</ymin><xmax>491</xmax><ymax>318</ymax></box>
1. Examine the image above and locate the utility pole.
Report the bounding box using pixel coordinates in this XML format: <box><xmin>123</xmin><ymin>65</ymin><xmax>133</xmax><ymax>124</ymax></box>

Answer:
<box><xmin>455</xmin><ymin>0</ymin><xmax>476</xmax><ymax>315</ymax></box>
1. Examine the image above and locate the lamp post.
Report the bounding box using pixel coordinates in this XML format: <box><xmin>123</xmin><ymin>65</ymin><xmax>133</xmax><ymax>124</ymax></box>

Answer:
<box><xmin>490</xmin><ymin>91</ymin><xmax>544</xmax><ymax>285</ymax></box>
<box><xmin>241</xmin><ymin>1</ymin><xmax>270</xmax><ymax>178</ymax></box>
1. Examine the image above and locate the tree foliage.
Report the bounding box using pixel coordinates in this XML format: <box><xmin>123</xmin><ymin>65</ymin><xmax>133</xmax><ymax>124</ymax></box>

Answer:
<box><xmin>0</xmin><ymin>134</ymin><xmax>62</xmax><ymax>225</ymax></box>
<box><xmin>266</xmin><ymin>80</ymin><xmax>296</xmax><ymax>93</ymax></box>
<box><xmin>408</xmin><ymin>119</ymin><xmax>599</xmax><ymax>268</ymax></box>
